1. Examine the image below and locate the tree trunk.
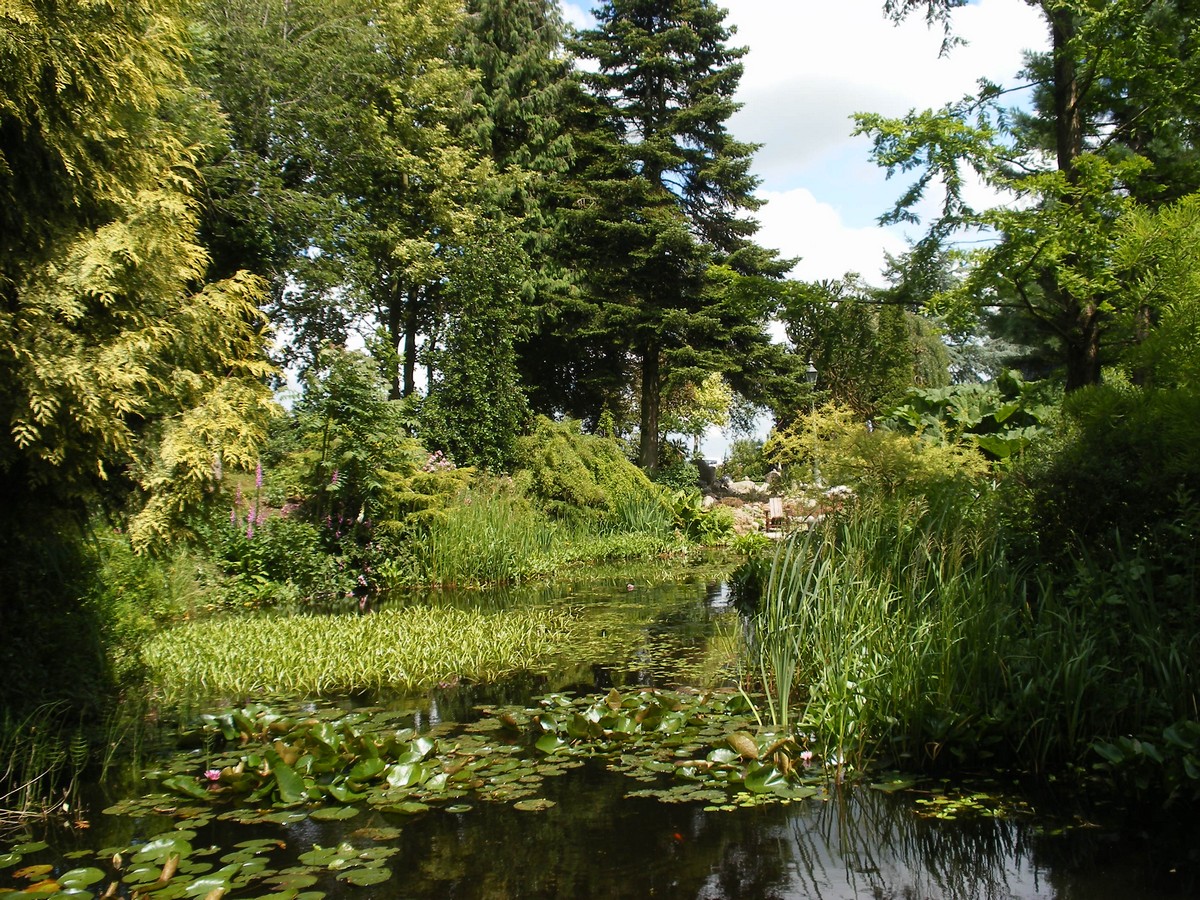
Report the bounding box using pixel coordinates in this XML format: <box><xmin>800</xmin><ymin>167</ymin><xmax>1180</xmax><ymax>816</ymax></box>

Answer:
<box><xmin>1049</xmin><ymin>4</ymin><xmax>1103</xmax><ymax>391</ymax></box>
<box><xmin>402</xmin><ymin>287</ymin><xmax>419</xmax><ymax>398</ymax></box>
<box><xmin>1064</xmin><ymin>302</ymin><xmax>1102</xmax><ymax>391</ymax></box>
<box><xmin>386</xmin><ymin>286</ymin><xmax>404</xmax><ymax>400</ymax></box>
<box><xmin>638</xmin><ymin>345</ymin><xmax>661</xmax><ymax>472</ymax></box>
<box><xmin>1048</xmin><ymin>7</ymin><xmax>1083</xmax><ymax>180</ymax></box>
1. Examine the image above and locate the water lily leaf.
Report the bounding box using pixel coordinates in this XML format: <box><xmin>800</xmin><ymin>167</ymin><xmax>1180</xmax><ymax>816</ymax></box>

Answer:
<box><xmin>0</xmin><ymin>852</ymin><xmax>21</xmax><ymax>868</ymax></box>
<box><xmin>410</xmin><ymin>736</ymin><xmax>436</xmax><ymax>759</ymax></box>
<box><xmin>385</xmin><ymin>762</ymin><xmax>422</xmax><ymax>789</ymax></box>
<box><xmin>58</xmin><ymin>867</ymin><xmax>106</xmax><ymax>888</ymax></box>
<box><xmin>265</xmin><ymin>873</ymin><xmax>319</xmax><ymax>889</ymax></box>
<box><xmin>726</xmin><ymin>732</ymin><xmax>759</xmax><ymax>760</ymax></box>
<box><xmin>265</xmin><ymin>750</ymin><xmax>306</xmax><ymax>804</ymax></box>
<box><xmin>309</xmin><ymin>806</ymin><xmax>359</xmax><ymax>821</ymax></box>
<box><xmin>133</xmin><ymin>836</ymin><xmax>192</xmax><ymax>864</ymax></box>
<box><xmin>14</xmin><ymin>864</ymin><xmax>54</xmax><ymax>879</ymax></box>
<box><xmin>336</xmin><ymin>867</ymin><xmax>392</xmax><ymax>886</ymax></box>
<box><xmin>743</xmin><ymin>764</ymin><xmax>787</xmax><ymax>794</ymax></box>
<box><xmin>512</xmin><ymin>798</ymin><xmax>556</xmax><ymax>812</ymax></box>
<box><xmin>445</xmin><ymin>804</ymin><xmax>473</xmax><ymax>814</ymax></box>
<box><xmin>385</xmin><ymin>801</ymin><xmax>429</xmax><ymax>815</ymax></box>
<box><xmin>325</xmin><ymin>782</ymin><xmax>366</xmax><ymax>803</ymax></box>
<box><xmin>297</xmin><ymin>848</ymin><xmax>339</xmax><ymax>867</ymax></box>
<box><xmin>19</xmin><ymin>879</ymin><xmax>58</xmax><ymax>895</ymax></box>
<box><xmin>707</xmin><ymin>748</ymin><xmax>738</xmax><ymax>765</ymax></box>
<box><xmin>535</xmin><ymin>734</ymin><xmax>565</xmax><ymax>755</ymax></box>
<box><xmin>348</xmin><ymin>758</ymin><xmax>386</xmax><ymax>782</ymax></box>
<box><xmin>351</xmin><ymin>827</ymin><xmax>403</xmax><ymax>841</ymax></box>
<box><xmin>161</xmin><ymin>775</ymin><xmax>212</xmax><ymax>801</ymax></box>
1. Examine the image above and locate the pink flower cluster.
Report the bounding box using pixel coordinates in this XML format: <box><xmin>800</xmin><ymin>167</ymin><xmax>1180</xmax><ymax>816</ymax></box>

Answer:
<box><xmin>422</xmin><ymin>450</ymin><xmax>455</xmax><ymax>473</ymax></box>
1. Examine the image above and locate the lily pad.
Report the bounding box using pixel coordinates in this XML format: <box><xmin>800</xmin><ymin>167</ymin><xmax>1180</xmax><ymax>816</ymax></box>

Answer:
<box><xmin>336</xmin><ymin>867</ymin><xmax>393</xmax><ymax>886</ymax></box>
<box><xmin>58</xmin><ymin>867</ymin><xmax>106</xmax><ymax>889</ymax></box>
<box><xmin>512</xmin><ymin>798</ymin><xmax>556</xmax><ymax>812</ymax></box>
<box><xmin>310</xmin><ymin>805</ymin><xmax>360</xmax><ymax>821</ymax></box>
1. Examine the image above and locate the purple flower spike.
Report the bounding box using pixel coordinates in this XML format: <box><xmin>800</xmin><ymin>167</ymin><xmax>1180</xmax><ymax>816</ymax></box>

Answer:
<box><xmin>255</xmin><ymin>462</ymin><xmax>263</xmax><ymax>489</ymax></box>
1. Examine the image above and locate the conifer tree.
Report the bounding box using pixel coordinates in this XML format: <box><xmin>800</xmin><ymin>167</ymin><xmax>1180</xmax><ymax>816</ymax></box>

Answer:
<box><xmin>571</xmin><ymin>0</ymin><xmax>789</xmax><ymax>470</ymax></box>
<box><xmin>0</xmin><ymin>0</ymin><xmax>275</xmax><ymax>547</ymax></box>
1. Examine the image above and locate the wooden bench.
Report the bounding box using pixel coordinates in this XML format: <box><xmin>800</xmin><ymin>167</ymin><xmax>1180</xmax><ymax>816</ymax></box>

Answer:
<box><xmin>767</xmin><ymin>497</ymin><xmax>786</xmax><ymax>531</ymax></box>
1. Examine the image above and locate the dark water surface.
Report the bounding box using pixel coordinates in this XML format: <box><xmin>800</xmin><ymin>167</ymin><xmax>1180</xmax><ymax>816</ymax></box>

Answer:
<box><xmin>2</xmin><ymin>569</ymin><xmax>1196</xmax><ymax>899</ymax></box>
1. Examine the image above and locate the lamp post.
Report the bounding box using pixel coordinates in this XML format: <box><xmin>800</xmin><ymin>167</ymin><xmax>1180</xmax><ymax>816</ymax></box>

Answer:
<box><xmin>804</xmin><ymin>359</ymin><xmax>819</xmax><ymax>487</ymax></box>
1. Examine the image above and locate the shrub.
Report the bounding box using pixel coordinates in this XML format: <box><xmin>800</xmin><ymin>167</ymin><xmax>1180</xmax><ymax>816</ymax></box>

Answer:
<box><xmin>513</xmin><ymin>417</ymin><xmax>664</xmax><ymax>525</ymax></box>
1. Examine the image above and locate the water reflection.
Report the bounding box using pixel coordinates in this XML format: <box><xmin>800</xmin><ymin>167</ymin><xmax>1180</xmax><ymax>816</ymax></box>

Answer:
<box><xmin>5</xmin><ymin>569</ymin><xmax>1196</xmax><ymax>900</ymax></box>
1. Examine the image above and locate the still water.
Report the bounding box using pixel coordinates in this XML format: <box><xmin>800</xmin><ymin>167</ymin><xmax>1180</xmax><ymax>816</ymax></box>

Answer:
<box><xmin>2</xmin><ymin>568</ymin><xmax>1195</xmax><ymax>899</ymax></box>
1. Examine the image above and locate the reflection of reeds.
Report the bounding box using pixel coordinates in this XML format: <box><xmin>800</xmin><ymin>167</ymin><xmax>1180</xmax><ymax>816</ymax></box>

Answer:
<box><xmin>0</xmin><ymin>702</ymin><xmax>85</xmax><ymax>825</ymax></box>
<box><xmin>144</xmin><ymin>605</ymin><xmax>579</xmax><ymax>703</ymax></box>
<box><xmin>781</xmin><ymin>786</ymin><xmax>1038</xmax><ymax>900</ymax></box>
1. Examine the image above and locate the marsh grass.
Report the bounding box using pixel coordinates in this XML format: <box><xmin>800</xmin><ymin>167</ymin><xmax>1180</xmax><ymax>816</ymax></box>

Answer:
<box><xmin>405</xmin><ymin>486</ymin><xmax>560</xmax><ymax>586</ymax></box>
<box><xmin>144</xmin><ymin>605</ymin><xmax>579</xmax><ymax>703</ymax></box>
<box><xmin>755</xmin><ymin>498</ymin><xmax>1018</xmax><ymax>777</ymax></box>
<box><xmin>754</xmin><ymin>495</ymin><xmax>1200</xmax><ymax>782</ymax></box>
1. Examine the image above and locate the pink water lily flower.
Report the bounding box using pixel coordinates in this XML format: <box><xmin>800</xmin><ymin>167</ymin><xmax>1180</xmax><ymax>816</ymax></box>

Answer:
<box><xmin>203</xmin><ymin>769</ymin><xmax>222</xmax><ymax>782</ymax></box>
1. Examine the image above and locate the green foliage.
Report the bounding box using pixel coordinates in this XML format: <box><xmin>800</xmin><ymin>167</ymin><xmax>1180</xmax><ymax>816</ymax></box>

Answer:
<box><xmin>399</xmin><ymin>479</ymin><xmax>559</xmax><ymax>588</ymax></box>
<box><xmin>569</xmin><ymin>0</ymin><xmax>791</xmax><ymax>469</ymax></box>
<box><xmin>213</xmin><ymin>513</ymin><xmax>346</xmax><ymax>608</ymax></box>
<box><xmin>669</xmin><ymin>492</ymin><xmax>736</xmax><ymax>545</ymax></box>
<box><xmin>884</xmin><ymin>369</ymin><xmax>1059</xmax><ymax>460</ymax></box>
<box><xmin>85</xmin><ymin>530</ymin><xmax>209</xmax><ymax>683</ymax></box>
<box><xmin>513</xmin><ymin>417</ymin><xmax>664</xmax><ymax>524</ymax></box>
<box><xmin>419</xmin><ymin>226</ymin><xmax>531</xmax><ymax>470</ymax></box>
<box><xmin>863</xmin><ymin>0</ymin><xmax>1200</xmax><ymax>391</ymax></box>
<box><xmin>720</xmin><ymin>438</ymin><xmax>770</xmax><ymax>482</ymax></box>
<box><xmin>286</xmin><ymin>348</ymin><xmax>421</xmax><ymax>524</ymax></box>
<box><xmin>650</xmin><ymin>458</ymin><xmax>700</xmax><ymax>492</ymax></box>
<box><xmin>144</xmin><ymin>604</ymin><xmax>580</xmax><ymax>701</ymax></box>
<box><xmin>0</xmin><ymin>703</ymin><xmax>88</xmax><ymax>824</ymax></box>
<box><xmin>0</xmin><ymin>0</ymin><xmax>278</xmax><ymax>550</ymax></box>
<box><xmin>781</xmin><ymin>276</ymin><xmax>945</xmax><ymax>418</ymax></box>
<box><xmin>767</xmin><ymin>404</ymin><xmax>989</xmax><ymax>506</ymax></box>
<box><xmin>1005</xmin><ymin>383</ymin><xmax>1200</xmax><ymax>565</ymax></box>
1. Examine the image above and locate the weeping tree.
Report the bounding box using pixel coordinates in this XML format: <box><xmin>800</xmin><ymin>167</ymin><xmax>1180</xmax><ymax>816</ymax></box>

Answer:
<box><xmin>0</xmin><ymin>0</ymin><xmax>276</xmax><ymax>713</ymax></box>
<box><xmin>0</xmin><ymin>0</ymin><xmax>276</xmax><ymax>548</ymax></box>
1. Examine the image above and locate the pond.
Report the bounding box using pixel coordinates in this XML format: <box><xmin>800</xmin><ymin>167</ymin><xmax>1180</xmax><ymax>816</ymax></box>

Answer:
<box><xmin>2</xmin><ymin>566</ymin><xmax>1196</xmax><ymax>899</ymax></box>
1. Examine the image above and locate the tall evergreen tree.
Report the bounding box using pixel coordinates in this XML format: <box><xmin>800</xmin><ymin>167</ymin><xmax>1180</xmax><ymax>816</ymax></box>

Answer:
<box><xmin>455</xmin><ymin>0</ymin><xmax>583</xmax><ymax>416</ymax></box>
<box><xmin>572</xmin><ymin>0</ymin><xmax>789</xmax><ymax>470</ymax></box>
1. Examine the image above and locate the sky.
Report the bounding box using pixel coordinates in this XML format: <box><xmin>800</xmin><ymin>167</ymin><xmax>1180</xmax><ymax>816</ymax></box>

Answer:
<box><xmin>559</xmin><ymin>0</ymin><xmax>1050</xmax><ymax>459</ymax></box>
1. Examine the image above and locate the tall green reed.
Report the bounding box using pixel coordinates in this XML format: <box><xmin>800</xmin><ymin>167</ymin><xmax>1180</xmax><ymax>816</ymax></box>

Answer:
<box><xmin>753</xmin><ymin>498</ymin><xmax>1017</xmax><ymax>777</ymax></box>
<box><xmin>408</xmin><ymin>486</ymin><xmax>559</xmax><ymax>587</ymax></box>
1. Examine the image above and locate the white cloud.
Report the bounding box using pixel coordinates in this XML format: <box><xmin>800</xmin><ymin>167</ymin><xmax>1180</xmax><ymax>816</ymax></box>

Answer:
<box><xmin>755</xmin><ymin>186</ymin><xmax>908</xmax><ymax>284</ymax></box>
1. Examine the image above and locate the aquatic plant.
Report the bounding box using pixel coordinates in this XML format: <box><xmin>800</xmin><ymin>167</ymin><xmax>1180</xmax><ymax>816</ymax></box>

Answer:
<box><xmin>0</xmin><ymin>703</ymin><xmax>87</xmax><ymax>826</ymax></box>
<box><xmin>143</xmin><ymin>605</ymin><xmax>580</xmax><ymax>702</ymax></box>
<box><xmin>752</xmin><ymin>498</ymin><xmax>1016</xmax><ymax>777</ymax></box>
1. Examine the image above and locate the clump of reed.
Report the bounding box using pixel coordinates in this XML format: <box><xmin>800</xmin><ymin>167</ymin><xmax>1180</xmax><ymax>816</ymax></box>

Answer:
<box><xmin>143</xmin><ymin>604</ymin><xmax>579</xmax><ymax>704</ymax></box>
<box><xmin>404</xmin><ymin>485</ymin><xmax>561</xmax><ymax>587</ymax></box>
<box><xmin>752</xmin><ymin>495</ymin><xmax>1200</xmax><ymax>783</ymax></box>
<box><xmin>0</xmin><ymin>703</ymin><xmax>88</xmax><ymax>826</ymax></box>
<box><xmin>753</xmin><ymin>498</ymin><xmax>1019</xmax><ymax>777</ymax></box>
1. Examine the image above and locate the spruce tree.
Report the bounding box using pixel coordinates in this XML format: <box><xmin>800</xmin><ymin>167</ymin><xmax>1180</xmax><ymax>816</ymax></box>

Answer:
<box><xmin>572</xmin><ymin>0</ymin><xmax>789</xmax><ymax>470</ymax></box>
